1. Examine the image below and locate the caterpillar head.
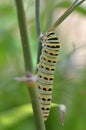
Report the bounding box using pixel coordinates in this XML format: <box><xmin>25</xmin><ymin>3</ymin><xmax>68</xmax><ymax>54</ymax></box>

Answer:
<box><xmin>40</xmin><ymin>32</ymin><xmax>56</xmax><ymax>42</ymax></box>
<box><xmin>40</xmin><ymin>32</ymin><xmax>48</xmax><ymax>42</ymax></box>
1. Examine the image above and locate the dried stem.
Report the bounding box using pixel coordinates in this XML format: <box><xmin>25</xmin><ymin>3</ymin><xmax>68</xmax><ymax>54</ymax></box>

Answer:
<box><xmin>48</xmin><ymin>0</ymin><xmax>86</xmax><ymax>31</ymax></box>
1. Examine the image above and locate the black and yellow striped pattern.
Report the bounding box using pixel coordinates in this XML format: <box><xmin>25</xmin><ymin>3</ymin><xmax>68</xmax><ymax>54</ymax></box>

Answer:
<box><xmin>37</xmin><ymin>31</ymin><xmax>60</xmax><ymax>121</ymax></box>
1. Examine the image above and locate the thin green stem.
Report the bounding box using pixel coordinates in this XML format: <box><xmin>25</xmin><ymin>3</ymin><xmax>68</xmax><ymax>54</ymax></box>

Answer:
<box><xmin>48</xmin><ymin>0</ymin><xmax>86</xmax><ymax>31</ymax></box>
<box><xmin>35</xmin><ymin>0</ymin><xmax>42</xmax><ymax>66</ymax></box>
<box><xmin>15</xmin><ymin>0</ymin><xmax>46</xmax><ymax>130</ymax></box>
<box><xmin>35</xmin><ymin>0</ymin><xmax>41</xmax><ymax>37</ymax></box>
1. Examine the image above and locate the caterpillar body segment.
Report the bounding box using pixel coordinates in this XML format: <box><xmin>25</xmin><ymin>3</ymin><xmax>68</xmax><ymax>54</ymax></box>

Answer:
<box><xmin>38</xmin><ymin>62</ymin><xmax>55</xmax><ymax>74</ymax></box>
<box><xmin>37</xmin><ymin>31</ymin><xmax>60</xmax><ymax>121</ymax></box>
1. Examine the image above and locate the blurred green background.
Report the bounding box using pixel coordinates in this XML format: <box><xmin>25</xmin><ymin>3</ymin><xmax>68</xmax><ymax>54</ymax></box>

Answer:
<box><xmin>0</xmin><ymin>0</ymin><xmax>86</xmax><ymax>130</ymax></box>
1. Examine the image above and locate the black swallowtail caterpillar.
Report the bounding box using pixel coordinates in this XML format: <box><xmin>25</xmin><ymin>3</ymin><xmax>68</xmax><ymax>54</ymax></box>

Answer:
<box><xmin>37</xmin><ymin>31</ymin><xmax>60</xmax><ymax>121</ymax></box>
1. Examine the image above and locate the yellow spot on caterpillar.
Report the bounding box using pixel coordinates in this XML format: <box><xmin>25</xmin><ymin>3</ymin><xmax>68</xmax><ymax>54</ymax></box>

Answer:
<box><xmin>42</xmin><ymin>87</ymin><xmax>52</xmax><ymax>91</ymax></box>
<box><xmin>43</xmin><ymin>49</ymin><xmax>58</xmax><ymax>56</ymax></box>
<box><xmin>41</xmin><ymin>107</ymin><xmax>50</xmax><ymax>110</ymax></box>
<box><xmin>39</xmin><ymin>97</ymin><xmax>51</xmax><ymax>101</ymax></box>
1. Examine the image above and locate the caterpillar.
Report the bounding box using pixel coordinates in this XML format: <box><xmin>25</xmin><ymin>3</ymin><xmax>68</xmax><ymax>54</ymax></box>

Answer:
<box><xmin>37</xmin><ymin>31</ymin><xmax>60</xmax><ymax>121</ymax></box>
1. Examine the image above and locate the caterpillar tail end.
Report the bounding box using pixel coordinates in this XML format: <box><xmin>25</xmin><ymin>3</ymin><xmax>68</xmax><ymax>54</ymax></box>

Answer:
<box><xmin>43</xmin><ymin>117</ymin><xmax>48</xmax><ymax>122</ymax></box>
<box><xmin>42</xmin><ymin>114</ymin><xmax>49</xmax><ymax>122</ymax></box>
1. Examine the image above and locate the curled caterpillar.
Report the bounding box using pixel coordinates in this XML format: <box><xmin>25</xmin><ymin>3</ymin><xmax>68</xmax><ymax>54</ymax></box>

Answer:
<box><xmin>37</xmin><ymin>31</ymin><xmax>60</xmax><ymax>121</ymax></box>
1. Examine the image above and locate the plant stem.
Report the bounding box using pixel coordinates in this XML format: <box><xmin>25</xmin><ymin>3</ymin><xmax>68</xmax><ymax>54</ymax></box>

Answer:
<box><xmin>35</xmin><ymin>0</ymin><xmax>41</xmax><ymax>37</ymax></box>
<box><xmin>35</xmin><ymin>0</ymin><xmax>42</xmax><ymax>65</ymax></box>
<box><xmin>15</xmin><ymin>0</ymin><xmax>33</xmax><ymax>73</ymax></box>
<box><xmin>15</xmin><ymin>0</ymin><xmax>46</xmax><ymax>130</ymax></box>
<box><xmin>48</xmin><ymin>0</ymin><xmax>86</xmax><ymax>31</ymax></box>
